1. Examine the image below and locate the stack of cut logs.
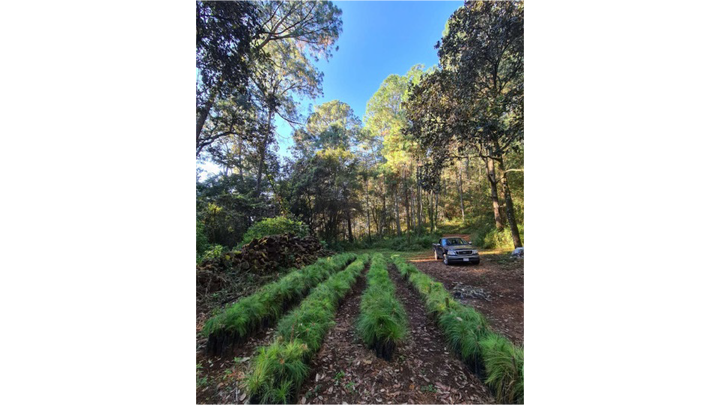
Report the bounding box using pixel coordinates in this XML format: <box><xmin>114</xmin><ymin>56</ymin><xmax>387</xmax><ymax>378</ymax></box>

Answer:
<box><xmin>196</xmin><ymin>270</ymin><xmax>228</xmax><ymax>298</ymax></box>
<box><xmin>196</xmin><ymin>234</ymin><xmax>332</xmax><ymax>297</ymax></box>
<box><xmin>237</xmin><ymin>234</ymin><xmax>331</xmax><ymax>271</ymax></box>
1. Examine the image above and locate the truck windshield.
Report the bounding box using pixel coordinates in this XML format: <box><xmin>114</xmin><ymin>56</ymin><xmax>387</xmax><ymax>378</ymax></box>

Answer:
<box><xmin>445</xmin><ymin>238</ymin><xmax>466</xmax><ymax>245</ymax></box>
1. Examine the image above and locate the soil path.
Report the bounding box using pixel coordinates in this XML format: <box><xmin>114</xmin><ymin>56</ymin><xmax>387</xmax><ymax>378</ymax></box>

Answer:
<box><xmin>196</xmin><ymin>321</ymin><xmax>278</xmax><ymax>404</ymax></box>
<box><xmin>298</xmin><ymin>264</ymin><xmax>494</xmax><ymax>404</ymax></box>
<box><xmin>410</xmin><ymin>238</ymin><xmax>524</xmax><ymax>345</ymax></box>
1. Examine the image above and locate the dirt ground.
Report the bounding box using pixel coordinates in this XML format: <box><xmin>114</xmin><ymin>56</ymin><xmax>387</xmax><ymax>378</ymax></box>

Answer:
<box><xmin>410</xmin><ymin>234</ymin><xmax>524</xmax><ymax>346</ymax></box>
<box><xmin>297</xmin><ymin>264</ymin><xmax>494</xmax><ymax>405</ymax></box>
<box><xmin>196</xmin><ymin>318</ymin><xmax>279</xmax><ymax>403</ymax></box>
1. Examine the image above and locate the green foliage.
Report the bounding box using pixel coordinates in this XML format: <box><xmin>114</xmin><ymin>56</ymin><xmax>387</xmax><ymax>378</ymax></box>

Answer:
<box><xmin>241</xmin><ymin>216</ymin><xmax>310</xmax><ymax>245</ymax></box>
<box><xmin>202</xmin><ymin>244</ymin><xmax>226</xmax><ymax>262</ymax></box>
<box><xmin>473</xmin><ymin>224</ymin><xmax>524</xmax><ymax>250</ymax></box>
<box><xmin>392</xmin><ymin>257</ymin><xmax>417</xmax><ymax>279</ymax></box>
<box><xmin>197</xmin><ymin>0</ymin><xmax>342</xmax><ymax>156</ymax></box>
<box><xmin>275</xmin><ymin>255</ymin><xmax>367</xmax><ymax>352</ymax></box>
<box><xmin>296</xmin><ymin>100</ymin><xmax>362</xmax><ymax>156</ymax></box>
<box><xmin>421</xmin><ymin>384</ymin><xmax>437</xmax><ymax>393</ymax></box>
<box><xmin>391</xmin><ymin>256</ymin><xmax>523</xmax><ymax>403</ymax></box>
<box><xmin>341</xmin><ymin>232</ymin><xmax>441</xmax><ymax>252</ymax></box>
<box><xmin>197</xmin><ymin>174</ymin><xmax>274</xmax><ymax>249</ymax></box>
<box><xmin>356</xmin><ymin>254</ymin><xmax>408</xmax><ymax>359</ymax></box>
<box><xmin>390</xmin><ymin>234</ymin><xmax>438</xmax><ymax>251</ymax></box>
<box><xmin>197</xmin><ymin>220</ymin><xmax>210</xmax><ymax>261</ymax></box>
<box><xmin>286</xmin><ymin>108</ymin><xmax>363</xmax><ymax>244</ymax></box>
<box><xmin>196</xmin><ymin>362</ymin><xmax>209</xmax><ymax>387</ymax></box>
<box><xmin>365</xmin><ymin>65</ymin><xmax>426</xmax><ymax>168</ymax></box>
<box><xmin>245</xmin><ymin>255</ymin><xmax>369</xmax><ymax>403</ymax></box>
<box><xmin>439</xmin><ymin>307</ymin><xmax>489</xmax><ymax>361</ymax></box>
<box><xmin>244</xmin><ymin>339</ymin><xmax>311</xmax><ymax>404</ymax></box>
<box><xmin>480</xmin><ymin>333</ymin><xmax>524</xmax><ymax>404</ymax></box>
<box><xmin>196</xmin><ymin>1</ymin><xmax>259</xmax><ymax>154</ymax></box>
<box><xmin>202</xmin><ymin>253</ymin><xmax>356</xmax><ymax>347</ymax></box>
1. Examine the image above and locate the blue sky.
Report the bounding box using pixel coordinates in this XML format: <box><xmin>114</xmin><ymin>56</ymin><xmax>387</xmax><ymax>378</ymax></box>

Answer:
<box><xmin>274</xmin><ymin>0</ymin><xmax>463</xmax><ymax>158</ymax></box>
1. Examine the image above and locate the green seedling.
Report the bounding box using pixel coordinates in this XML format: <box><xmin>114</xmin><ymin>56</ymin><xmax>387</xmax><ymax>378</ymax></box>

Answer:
<box><xmin>421</xmin><ymin>384</ymin><xmax>437</xmax><ymax>393</ymax></box>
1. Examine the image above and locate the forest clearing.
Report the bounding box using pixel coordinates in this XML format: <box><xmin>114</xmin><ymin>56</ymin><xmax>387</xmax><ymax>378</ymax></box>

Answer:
<box><xmin>197</xmin><ymin>247</ymin><xmax>523</xmax><ymax>404</ymax></box>
<box><xmin>197</xmin><ymin>1</ymin><xmax>523</xmax><ymax>403</ymax></box>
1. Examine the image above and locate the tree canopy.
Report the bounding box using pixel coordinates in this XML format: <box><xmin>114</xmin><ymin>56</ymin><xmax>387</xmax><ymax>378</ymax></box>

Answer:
<box><xmin>196</xmin><ymin>1</ymin><xmax>524</xmax><ymax>255</ymax></box>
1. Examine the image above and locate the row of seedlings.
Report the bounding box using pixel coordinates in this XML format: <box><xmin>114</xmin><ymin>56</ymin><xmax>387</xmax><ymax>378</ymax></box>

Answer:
<box><xmin>202</xmin><ymin>253</ymin><xmax>357</xmax><ymax>355</ymax></box>
<box><xmin>244</xmin><ymin>254</ymin><xmax>370</xmax><ymax>404</ymax></box>
<box><xmin>392</xmin><ymin>256</ymin><xmax>524</xmax><ymax>404</ymax></box>
<box><xmin>356</xmin><ymin>253</ymin><xmax>409</xmax><ymax>360</ymax></box>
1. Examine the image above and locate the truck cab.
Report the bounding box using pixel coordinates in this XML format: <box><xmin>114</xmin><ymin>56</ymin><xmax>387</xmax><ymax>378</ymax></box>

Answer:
<box><xmin>432</xmin><ymin>237</ymin><xmax>480</xmax><ymax>265</ymax></box>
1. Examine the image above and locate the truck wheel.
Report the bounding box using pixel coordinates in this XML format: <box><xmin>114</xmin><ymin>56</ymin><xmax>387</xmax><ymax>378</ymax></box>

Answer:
<box><xmin>443</xmin><ymin>254</ymin><xmax>449</xmax><ymax>265</ymax></box>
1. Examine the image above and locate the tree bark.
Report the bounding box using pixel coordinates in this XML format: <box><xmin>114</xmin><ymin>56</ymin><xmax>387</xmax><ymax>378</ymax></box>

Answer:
<box><xmin>484</xmin><ymin>157</ymin><xmax>505</xmax><ymax>231</ymax></box>
<box><xmin>365</xmin><ymin>178</ymin><xmax>372</xmax><ymax>240</ymax></box>
<box><xmin>496</xmin><ymin>154</ymin><xmax>523</xmax><ymax>248</ymax></box>
<box><xmin>237</xmin><ymin>146</ymin><xmax>243</xmax><ymax>181</ymax></box>
<box><xmin>196</xmin><ymin>85</ymin><xmax>221</xmax><ymax>156</ymax></box>
<box><xmin>255</xmin><ymin>109</ymin><xmax>274</xmax><ymax>196</ymax></box>
<box><xmin>457</xmin><ymin>164</ymin><xmax>465</xmax><ymax>223</ymax></box>
<box><xmin>404</xmin><ymin>169</ymin><xmax>412</xmax><ymax>232</ymax></box>
<box><xmin>380</xmin><ymin>178</ymin><xmax>387</xmax><ymax>236</ymax></box>
<box><xmin>409</xmin><ymin>188</ymin><xmax>416</xmax><ymax>231</ymax></box>
<box><xmin>395</xmin><ymin>186</ymin><xmax>402</xmax><ymax>236</ymax></box>
<box><xmin>434</xmin><ymin>187</ymin><xmax>440</xmax><ymax>232</ymax></box>
<box><xmin>346</xmin><ymin>209</ymin><xmax>354</xmax><ymax>243</ymax></box>
<box><xmin>372</xmin><ymin>207</ymin><xmax>379</xmax><ymax>238</ymax></box>
<box><xmin>416</xmin><ymin>164</ymin><xmax>423</xmax><ymax>231</ymax></box>
<box><xmin>428</xmin><ymin>190</ymin><xmax>435</xmax><ymax>233</ymax></box>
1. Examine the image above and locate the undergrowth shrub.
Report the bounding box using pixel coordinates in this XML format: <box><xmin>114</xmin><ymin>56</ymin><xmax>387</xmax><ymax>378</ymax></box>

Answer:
<box><xmin>336</xmin><ymin>232</ymin><xmax>442</xmax><ymax>252</ymax></box>
<box><xmin>391</xmin><ymin>256</ymin><xmax>524</xmax><ymax>404</ymax></box>
<box><xmin>200</xmin><ymin>244</ymin><xmax>227</xmax><ymax>263</ymax></box>
<box><xmin>241</xmin><ymin>216</ymin><xmax>310</xmax><ymax>245</ymax></box>
<box><xmin>356</xmin><ymin>254</ymin><xmax>408</xmax><ymax>360</ymax></box>
<box><xmin>244</xmin><ymin>340</ymin><xmax>310</xmax><ymax>404</ymax></box>
<box><xmin>473</xmin><ymin>225</ymin><xmax>524</xmax><ymax>250</ymax></box>
<box><xmin>197</xmin><ymin>220</ymin><xmax>210</xmax><ymax>262</ymax></box>
<box><xmin>480</xmin><ymin>332</ymin><xmax>524</xmax><ymax>404</ymax></box>
<box><xmin>245</xmin><ymin>255</ymin><xmax>369</xmax><ymax>403</ymax></box>
<box><xmin>202</xmin><ymin>253</ymin><xmax>356</xmax><ymax>355</ymax></box>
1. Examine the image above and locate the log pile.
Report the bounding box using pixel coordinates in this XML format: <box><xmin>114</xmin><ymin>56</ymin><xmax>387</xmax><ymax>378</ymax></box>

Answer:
<box><xmin>196</xmin><ymin>270</ymin><xmax>228</xmax><ymax>298</ymax></box>
<box><xmin>196</xmin><ymin>234</ymin><xmax>332</xmax><ymax>297</ymax></box>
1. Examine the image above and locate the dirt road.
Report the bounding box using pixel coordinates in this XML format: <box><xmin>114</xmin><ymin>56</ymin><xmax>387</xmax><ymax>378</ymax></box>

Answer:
<box><xmin>412</xmin><ymin>235</ymin><xmax>524</xmax><ymax>345</ymax></box>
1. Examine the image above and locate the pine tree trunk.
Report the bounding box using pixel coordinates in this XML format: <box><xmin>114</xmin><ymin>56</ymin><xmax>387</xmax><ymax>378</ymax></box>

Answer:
<box><xmin>404</xmin><ymin>169</ymin><xmax>412</xmax><ymax>232</ymax></box>
<box><xmin>428</xmin><ymin>190</ymin><xmax>434</xmax><ymax>233</ymax></box>
<box><xmin>395</xmin><ymin>187</ymin><xmax>402</xmax><ymax>236</ymax></box>
<box><xmin>416</xmin><ymin>164</ymin><xmax>423</xmax><ymax>231</ymax></box>
<box><xmin>236</xmin><ymin>135</ymin><xmax>244</xmax><ymax>181</ymax></box>
<box><xmin>381</xmin><ymin>179</ymin><xmax>387</xmax><ymax>237</ymax></box>
<box><xmin>496</xmin><ymin>156</ymin><xmax>523</xmax><ymax>248</ymax></box>
<box><xmin>365</xmin><ymin>179</ymin><xmax>372</xmax><ymax>240</ymax></box>
<box><xmin>484</xmin><ymin>157</ymin><xmax>505</xmax><ymax>231</ymax></box>
<box><xmin>372</xmin><ymin>208</ymin><xmax>379</xmax><ymax>237</ymax></box>
<box><xmin>458</xmin><ymin>164</ymin><xmax>465</xmax><ymax>223</ymax></box>
<box><xmin>409</xmin><ymin>189</ymin><xmax>416</xmax><ymax>231</ymax></box>
<box><xmin>255</xmin><ymin>109</ymin><xmax>274</xmax><ymax>196</ymax></box>
<box><xmin>347</xmin><ymin>210</ymin><xmax>354</xmax><ymax>243</ymax></box>
<box><xmin>434</xmin><ymin>188</ymin><xmax>440</xmax><ymax>232</ymax></box>
<box><xmin>196</xmin><ymin>87</ymin><xmax>219</xmax><ymax>156</ymax></box>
